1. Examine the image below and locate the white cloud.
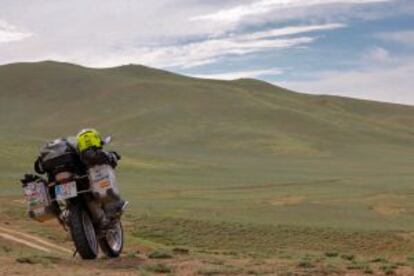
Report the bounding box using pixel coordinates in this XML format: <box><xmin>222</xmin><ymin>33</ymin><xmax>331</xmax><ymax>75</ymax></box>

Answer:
<box><xmin>192</xmin><ymin>0</ymin><xmax>392</xmax><ymax>23</ymax></box>
<box><xmin>0</xmin><ymin>20</ymin><xmax>32</xmax><ymax>43</ymax></box>
<box><xmin>238</xmin><ymin>23</ymin><xmax>345</xmax><ymax>40</ymax></box>
<box><xmin>365</xmin><ymin>46</ymin><xmax>391</xmax><ymax>63</ymax></box>
<box><xmin>189</xmin><ymin>68</ymin><xmax>283</xmax><ymax>80</ymax></box>
<box><xmin>0</xmin><ymin>1</ymin><xmax>388</xmax><ymax>69</ymax></box>
<box><xmin>377</xmin><ymin>30</ymin><xmax>414</xmax><ymax>46</ymax></box>
<box><xmin>56</xmin><ymin>23</ymin><xmax>343</xmax><ymax>68</ymax></box>
<box><xmin>86</xmin><ymin>36</ymin><xmax>316</xmax><ymax>69</ymax></box>
<box><xmin>0</xmin><ymin>1</ymin><xmax>345</xmax><ymax>67</ymax></box>
<box><xmin>278</xmin><ymin>58</ymin><xmax>414</xmax><ymax>105</ymax></box>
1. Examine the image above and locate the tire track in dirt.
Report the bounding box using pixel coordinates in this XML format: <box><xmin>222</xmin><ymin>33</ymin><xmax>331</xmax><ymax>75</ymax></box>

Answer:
<box><xmin>0</xmin><ymin>232</ymin><xmax>51</xmax><ymax>253</ymax></box>
<box><xmin>0</xmin><ymin>226</ymin><xmax>72</xmax><ymax>254</ymax></box>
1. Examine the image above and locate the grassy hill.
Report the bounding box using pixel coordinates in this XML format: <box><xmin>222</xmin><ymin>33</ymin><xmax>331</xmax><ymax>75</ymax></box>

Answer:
<box><xmin>1</xmin><ymin>61</ymin><xmax>414</xmax><ymax>267</ymax></box>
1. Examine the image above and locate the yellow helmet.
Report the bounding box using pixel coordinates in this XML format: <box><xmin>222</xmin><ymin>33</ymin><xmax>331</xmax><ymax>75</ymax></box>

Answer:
<box><xmin>76</xmin><ymin>128</ymin><xmax>103</xmax><ymax>152</ymax></box>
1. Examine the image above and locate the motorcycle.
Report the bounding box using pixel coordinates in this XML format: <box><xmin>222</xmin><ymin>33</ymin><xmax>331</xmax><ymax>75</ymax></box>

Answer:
<box><xmin>21</xmin><ymin>136</ymin><xmax>125</xmax><ymax>259</ymax></box>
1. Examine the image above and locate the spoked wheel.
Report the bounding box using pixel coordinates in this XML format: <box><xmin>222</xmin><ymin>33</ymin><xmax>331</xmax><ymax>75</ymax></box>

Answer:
<box><xmin>68</xmin><ymin>203</ymin><xmax>99</xmax><ymax>259</ymax></box>
<box><xmin>99</xmin><ymin>221</ymin><xmax>124</xmax><ymax>258</ymax></box>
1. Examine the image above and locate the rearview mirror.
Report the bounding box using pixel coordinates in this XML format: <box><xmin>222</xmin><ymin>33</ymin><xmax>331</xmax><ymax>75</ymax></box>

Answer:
<box><xmin>103</xmin><ymin>136</ymin><xmax>112</xmax><ymax>145</ymax></box>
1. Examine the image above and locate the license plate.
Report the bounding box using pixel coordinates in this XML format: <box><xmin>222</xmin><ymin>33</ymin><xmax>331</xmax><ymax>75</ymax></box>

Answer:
<box><xmin>55</xmin><ymin>182</ymin><xmax>77</xmax><ymax>200</ymax></box>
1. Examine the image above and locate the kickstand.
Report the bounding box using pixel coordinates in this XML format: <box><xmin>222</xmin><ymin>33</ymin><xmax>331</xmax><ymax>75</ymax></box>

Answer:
<box><xmin>73</xmin><ymin>249</ymin><xmax>78</xmax><ymax>258</ymax></box>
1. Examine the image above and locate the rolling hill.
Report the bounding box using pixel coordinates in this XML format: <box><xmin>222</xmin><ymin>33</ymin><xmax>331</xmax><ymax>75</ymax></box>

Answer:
<box><xmin>1</xmin><ymin>61</ymin><xmax>414</xmax><ymax>226</ymax></box>
<box><xmin>1</xmin><ymin>61</ymin><xmax>414</xmax><ymax>274</ymax></box>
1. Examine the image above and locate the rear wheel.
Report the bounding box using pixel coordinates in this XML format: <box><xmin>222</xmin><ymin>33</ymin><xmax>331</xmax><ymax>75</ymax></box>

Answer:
<box><xmin>68</xmin><ymin>203</ymin><xmax>99</xmax><ymax>259</ymax></box>
<box><xmin>99</xmin><ymin>221</ymin><xmax>123</xmax><ymax>258</ymax></box>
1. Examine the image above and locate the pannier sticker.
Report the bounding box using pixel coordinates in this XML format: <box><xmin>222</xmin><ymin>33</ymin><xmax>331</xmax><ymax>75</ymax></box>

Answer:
<box><xmin>99</xmin><ymin>180</ymin><xmax>110</xmax><ymax>188</ymax></box>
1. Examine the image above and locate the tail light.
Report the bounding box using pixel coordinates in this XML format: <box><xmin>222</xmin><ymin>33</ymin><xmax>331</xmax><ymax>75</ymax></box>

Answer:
<box><xmin>55</xmin><ymin>171</ymin><xmax>73</xmax><ymax>183</ymax></box>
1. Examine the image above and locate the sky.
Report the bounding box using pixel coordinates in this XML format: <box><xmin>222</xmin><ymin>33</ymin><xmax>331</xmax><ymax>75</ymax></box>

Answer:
<box><xmin>0</xmin><ymin>0</ymin><xmax>413</xmax><ymax>104</ymax></box>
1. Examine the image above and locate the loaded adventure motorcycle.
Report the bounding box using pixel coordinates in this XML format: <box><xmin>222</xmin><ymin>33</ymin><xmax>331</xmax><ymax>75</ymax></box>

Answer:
<box><xmin>21</xmin><ymin>129</ymin><xmax>127</xmax><ymax>259</ymax></box>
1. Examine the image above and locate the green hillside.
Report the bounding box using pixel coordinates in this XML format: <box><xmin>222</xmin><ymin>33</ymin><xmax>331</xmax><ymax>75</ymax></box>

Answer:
<box><xmin>1</xmin><ymin>60</ymin><xmax>414</xmax><ymax>235</ymax></box>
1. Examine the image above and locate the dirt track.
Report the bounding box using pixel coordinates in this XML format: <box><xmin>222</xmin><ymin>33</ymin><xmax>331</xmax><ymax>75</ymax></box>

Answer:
<box><xmin>0</xmin><ymin>198</ymin><xmax>413</xmax><ymax>275</ymax></box>
<box><xmin>0</xmin><ymin>225</ymin><xmax>72</xmax><ymax>255</ymax></box>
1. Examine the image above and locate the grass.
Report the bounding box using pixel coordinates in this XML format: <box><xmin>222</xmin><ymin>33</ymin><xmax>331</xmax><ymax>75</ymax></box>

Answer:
<box><xmin>1</xmin><ymin>61</ymin><xmax>414</xmax><ymax>266</ymax></box>
<box><xmin>340</xmin><ymin>254</ymin><xmax>355</xmax><ymax>261</ymax></box>
<box><xmin>147</xmin><ymin>250</ymin><xmax>173</xmax><ymax>259</ymax></box>
<box><xmin>297</xmin><ymin>260</ymin><xmax>315</xmax><ymax>269</ymax></box>
<box><xmin>371</xmin><ymin>257</ymin><xmax>389</xmax><ymax>263</ymax></box>
<box><xmin>141</xmin><ymin>263</ymin><xmax>172</xmax><ymax>273</ymax></box>
<box><xmin>346</xmin><ymin>261</ymin><xmax>368</xmax><ymax>270</ymax></box>
<box><xmin>131</xmin><ymin>216</ymin><xmax>414</xmax><ymax>256</ymax></box>
<box><xmin>325</xmin><ymin>251</ymin><xmax>339</xmax><ymax>258</ymax></box>
<box><xmin>198</xmin><ymin>265</ymin><xmax>243</xmax><ymax>275</ymax></box>
<box><xmin>15</xmin><ymin>254</ymin><xmax>62</xmax><ymax>267</ymax></box>
<box><xmin>172</xmin><ymin>247</ymin><xmax>190</xmax><ymax>255</ymax></box>
<box><xmin>380</xmin><ymin>264</ymin><xmax>398</xmax><ymax>275</ymax></box>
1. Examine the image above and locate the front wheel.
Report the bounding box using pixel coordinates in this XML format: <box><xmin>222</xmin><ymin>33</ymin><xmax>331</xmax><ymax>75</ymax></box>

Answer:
<box><xmin>99</xmin><ymin>221</ymin><xmax>124</xmax><ymax>258</ymax></box>
<box><xmin>68</xmin><ymin>203</ymin><xmax>99</xmax><ymax>259</ymax></box>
